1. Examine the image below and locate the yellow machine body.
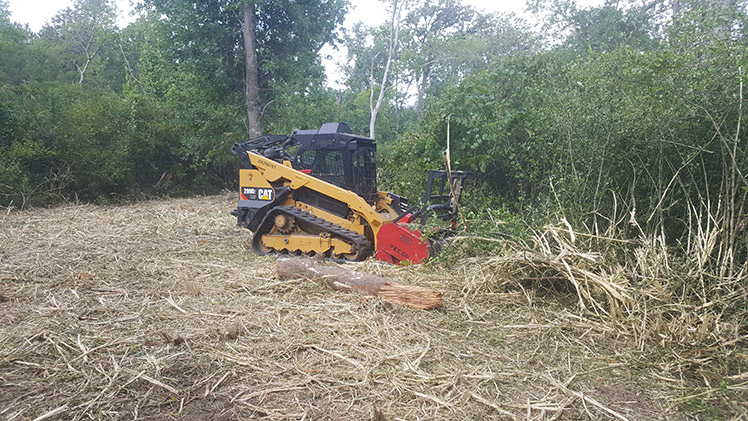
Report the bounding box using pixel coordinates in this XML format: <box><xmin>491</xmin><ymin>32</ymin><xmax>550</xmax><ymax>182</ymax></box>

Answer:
<box><xmin>239</xmin><ymin>152</ymin><xmax>406</xmax><ymax>260</ymax></box>
<box><xmin>232</xmin><ymin>123</ymin><xmax>440</xmax><ymax>264</ymax></box>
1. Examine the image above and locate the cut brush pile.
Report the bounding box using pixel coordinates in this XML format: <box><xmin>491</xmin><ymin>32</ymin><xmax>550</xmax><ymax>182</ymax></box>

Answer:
<box><xmin>452</xmin><ymin>215</ymin><xmax>748</xmax><ymax>413</ymax></box>
<box><xmin>0</xmin><ymin>193</ymin><xmax>746</xmax><ymax>420</ymax></box>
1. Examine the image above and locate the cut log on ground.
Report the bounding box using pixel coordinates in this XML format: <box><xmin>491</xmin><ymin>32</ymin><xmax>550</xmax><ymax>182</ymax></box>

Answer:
<box><xmin>275</xmin><ymin>257</ymin><xmax>443</xmax><ymax>310</ymax></box>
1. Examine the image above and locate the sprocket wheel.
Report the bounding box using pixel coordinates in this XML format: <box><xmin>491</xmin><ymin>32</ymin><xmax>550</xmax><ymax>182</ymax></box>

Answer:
<box><xmin>273</xmin><ymin>213</ymin><xmax>296</xmax><ymax>234</ymax></box>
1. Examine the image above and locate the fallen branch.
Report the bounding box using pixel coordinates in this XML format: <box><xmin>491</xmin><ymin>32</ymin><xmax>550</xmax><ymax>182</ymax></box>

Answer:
<box><xmin>274</xmin><ymin>257</ymin><xmax>442</xmax><ymax>310</ymax></box>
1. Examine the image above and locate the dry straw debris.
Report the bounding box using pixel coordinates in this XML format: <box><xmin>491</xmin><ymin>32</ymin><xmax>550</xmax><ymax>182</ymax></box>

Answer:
<box><xmin>0</xmin><ymin>193</ymin><xmax>745</xmax><ymax>419</ymax></box>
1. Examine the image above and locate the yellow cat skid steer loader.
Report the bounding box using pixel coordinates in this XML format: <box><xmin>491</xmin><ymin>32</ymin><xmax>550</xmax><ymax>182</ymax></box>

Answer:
<box><xmin>231</xmin><ymin>123</ymin><xmax>475</xmax><ymax>265</ymax></box>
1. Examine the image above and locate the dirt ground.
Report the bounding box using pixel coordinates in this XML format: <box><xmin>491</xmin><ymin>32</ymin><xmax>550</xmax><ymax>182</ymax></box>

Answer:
<box><xmin>0</xmin><ymin>193</ymin><xmax>744</xmax><ymax>420</ymax></box>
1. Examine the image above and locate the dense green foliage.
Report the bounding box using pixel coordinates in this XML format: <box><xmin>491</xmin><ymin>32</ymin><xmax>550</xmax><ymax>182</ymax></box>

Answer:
<box><xmin>378</xmin><ymin>0</ymin><xmax>747</xmax><ymax>284</ymax></box>
<box><xmin>0</xmin><ymin>0</ymin><xmax>347</xmax><ymax>206</ymax></box>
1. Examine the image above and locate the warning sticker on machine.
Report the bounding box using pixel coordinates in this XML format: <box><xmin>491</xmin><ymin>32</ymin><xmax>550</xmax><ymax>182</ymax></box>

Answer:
<box><xmin>242</xmin><ymin>187</ymin><xmax>275</xmax><ymax>201</ymax></box>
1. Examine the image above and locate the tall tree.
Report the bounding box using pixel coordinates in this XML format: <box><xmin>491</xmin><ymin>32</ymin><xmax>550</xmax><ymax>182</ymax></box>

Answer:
<box><xmin>370</xmin><ymin>0</ymin><xmax>406</xmax><ymax>139</ymax></box>
<box><xmin>0</xmin><ymin>0</ymin><xmax>32</xmax><ymax>85</ymax></box>
<box><xmin>401</xmin><ymin>0</ymin><xmax>488</xmax><ymax>113</ymax></box>
<box><xmin>45</xmin><ymin>0</ymin><xmax>119</xmax><ymax>85</ymax></box>
<box><xmin>344</xmin><ymin>0</ymin><xmax>536</xmax><ymax>127</ymax></box>
<box><xmin>242</xmin><ymin>2</ymin><xmax>262</xmax><ymax>137</ymax></box>
<box><xmin>144</xmin><ymin>0</ymin><xmax>347</xmax><ymax>137</ymax></box>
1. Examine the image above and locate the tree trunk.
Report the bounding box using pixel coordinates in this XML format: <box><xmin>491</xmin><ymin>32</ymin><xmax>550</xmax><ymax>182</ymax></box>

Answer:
<box><xmin>75</xmin><ymin>37</ymin><xmax>100</xmax><ymax>85</ymax></box>
<box><xmin>242</xmin><ymin>2</ymin><xmax>262</xmax><ymax>138</ymax></box>
<box><xmin>416</xmin><ymin>61</ymin><xmax>431</xmax><ymax>114</ymax></box>
<box><xmin>369</xmin><ymin>0</ymin><xmax>405</xmax><ymax>140</ymax></box>
<box><xmin>275</xmin><ymin>257</ymin><xmax>443</xmax><ymax>310</ymax></box>
<box><xmin>671</xmin><ymin>0</ymin><xmax>683</xmax><ymax>20</ymax></box>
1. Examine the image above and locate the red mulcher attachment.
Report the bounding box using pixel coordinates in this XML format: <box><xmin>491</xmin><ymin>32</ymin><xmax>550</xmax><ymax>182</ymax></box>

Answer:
<box><xmin>375</xmin><ymin>222</ymin><xmax>431</xmax><ymax>265</ymax></box>
<box><xmin>375</xmin><ymin>170</ymin><xmax>477</xmax><ymax>265</ymax></box>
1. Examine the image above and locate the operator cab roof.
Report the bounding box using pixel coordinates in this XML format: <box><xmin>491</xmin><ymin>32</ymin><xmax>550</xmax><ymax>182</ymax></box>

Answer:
<box><xmin>293</xmin><ymin>122</ymin><xmax>354</xmax><ymax>136</ymax></box>
<box><xmin>290</xmin><ymin>123</ymin><xmax>375</xmax><ymax>148</ymax></box>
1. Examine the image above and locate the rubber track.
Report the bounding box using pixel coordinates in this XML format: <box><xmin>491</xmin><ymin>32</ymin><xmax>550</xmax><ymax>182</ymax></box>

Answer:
<box><xmin>251</xmin><ymin>205</ymin><xmax>373</xmax><ymax>262</ymax></box>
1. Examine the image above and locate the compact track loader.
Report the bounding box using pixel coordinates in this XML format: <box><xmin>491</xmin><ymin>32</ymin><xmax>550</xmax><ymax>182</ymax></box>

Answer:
<box><xmin>231</xmin><ymin>123</ymin><xmax>473</xmax><ymax>265</ymax></box>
